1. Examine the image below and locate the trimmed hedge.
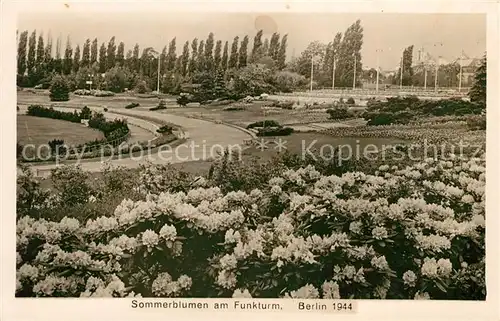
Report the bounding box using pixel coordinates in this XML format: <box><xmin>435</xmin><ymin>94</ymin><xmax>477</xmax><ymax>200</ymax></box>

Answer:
<box><xmin>125</xmin><ymin>102</ymin><xmax>140</xmax><ymax>109</ymax></box>
<box><xmin>256</xmin><ymin>126</ymin><xmax>294</xmax><ymax>137</ymax></box>
<box><xmin>247</xmin><ymin>120</ymin><xmax>281</xmax><ymax>129</ymax></box>
<box><xmin>26</xmin><ymin>105</ymin><xmax>81</xmax><ymax>123</ymax></box>
<box><xmin>157</xmin><ymin>125</ymin><xmax>174</xmax><ymax>134</ymax></box>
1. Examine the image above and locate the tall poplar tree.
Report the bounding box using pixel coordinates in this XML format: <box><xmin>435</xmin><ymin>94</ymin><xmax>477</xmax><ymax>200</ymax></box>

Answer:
<box><xmin>107</xmin><ymin>36</ymin><xmax>116</xmax><ymax>69</ymax></box>
<box><xmin>238</xmin><ymin>35</ymin><xmax>249</xmax><ymax>68</ymax></box>
<box><xmin>214</xmin><ymin>40</ymin><xmax>222</xmax><ymax>71</ymax></box>
<box><xmin>17</xmin><ymin>30</ymin><xmax>28</xmax><ymax>76</ymax></box>
<box><xmin>228</xmin><ymin>36</ymin><xmax>239</xmax><ymax>69</ymax></box>
<box><xmin>250</xmin><ymin>30</ymin><xmax>263</xmax><ymax>63</ymax></box>
<box><xmin>188</xmin><ymin>38</ymin><xmax>198</xmax><ymax>75</ymax></box>
<box><xmin>27</xmin><ymin>30</ymin><xmax>37</xmax><ymax>76</ymax></box>
<box><xmin>221</xmin><ymin>41</ymin><xmax>229</xmax><ymax>72</ymax></box>
<box><xmin>181</xmin><ymin>41</ymin><xmax>190</xmax><ymax>76</ymax></box>
<box><xmin>276</xmin><ymin>34</ymin><xmax>288</xmax><ymax>70</ymax></box>
<box><xmin>90</xmin><ymin>38</ymin><xmax>98</xmax><ymax>66</ymax></box>
<box><xmin>81</xmin><ymin>38</ymin><xmax>91</xmax><ymax>67</ymax></box>
<box><xmin>73</xmin><ymin>44</ymin><xmax>81</xmax><ymax>73</ymax></box>
<box><xmin>166</xmin><ymin>37</ymin><xmax>177</xmax><ymax>71</ymax></box>
<box><xmin>204</xmin><ymin>33</ymin><xmax>215</xmax><ymax>72</ymax></box>
<box><xmin>62</xmin><ymin>36</ymin><xmax>73</xmax><ymax>75</ymax></box>
<box><xmin>98</xmin><ymin>42</ymin><xmax>107</xmax><ymax>73</ymax></box>
<box><xmin>116</xmin><ymin>42</ymin><xmax>125</xmax><ymax>66</ymax></box>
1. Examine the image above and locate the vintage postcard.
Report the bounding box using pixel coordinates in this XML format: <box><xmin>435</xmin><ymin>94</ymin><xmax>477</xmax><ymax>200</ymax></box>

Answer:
<box><xmin>1</xmin><ymin>1</ymin><xmax>499</xmax><ymax>321</ymax></box>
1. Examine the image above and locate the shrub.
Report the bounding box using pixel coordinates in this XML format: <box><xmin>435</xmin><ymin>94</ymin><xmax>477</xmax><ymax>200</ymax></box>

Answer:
<box><xmin>104</xmin><ymin>108</ymin><xmax>108</xmax><ymax>112</ymax></box>
<box><xmin>326</xmin><ymin>107</ymin><xmax>352</xmax><ymax>120</ymax></box>
<box><xmin>48</xmin><ymin>139</ymin><xmax>66</xmax><ymax>155</ymax></box>
<box><xmin>15</xmin><ymin>156</ymin><xmax>485</xmax><ymax>299</ymax></box>
<box><xmin>135</xmin><ymin>81</ymin><xmax>151</xmax><ymax>94</ymax></box>
<box><xmin>222</xmin><ymin>106</ymin><xmax>245</xmax><ymax>111</ymax></box>
<box><xmin>93</xmin><ymin>90</ymin><xmax>115</xmax><ymax>97</ymax></box>
<box><xmin>17</xmin><ymin>106</ymin><xmax>20</xmax><ymax>111</ymax></box>
<box><xmin>177</xmin><ymin>95</ymin><xmax>190</xmax><ymax>107</ymax></box>
<box><xmin>346</xmin><ymin>97</ymin><xmax>355</xmax><ymax>105</ymax></box>
<box><xmin>125</xmin><ymin>102</ymin><xmax>140</xmax><ymax>109</ymax></box>
<box><xmin>49</xmin><ymin>75</ymin><xmax>70</xmax><ymax>102</ymax></box>
<box><xmin>466</xmin><ymin>115</ymin><xmax>486</xmax><ymax>130</ymax></box>
<box><xmin>246</xmin><ymin>120</ymin><xmax>281</xmax><ymax>129</ymax></box>
<box><xmin>80</xmin><ymin>106</ymin><xmax>92</xmax><ymax>120</ymax></box>
<box><xmin>256</xmin><ymin>126</ymin><xmax>294</xmax><ymax>137</ymax></box>
<box><xmin>26</xmin><ymin>105</ymin><xmax>81</xmax><ymax>123</ymax></box>
<box><xmin>157</xmin><ymin>125</ymin><xmax>173</xmax><ymax>134</ymax></box>
<box><xmin>150</xmin><ymin>100</ymin><xmax>167</xmax><ymax>111</ymax></box>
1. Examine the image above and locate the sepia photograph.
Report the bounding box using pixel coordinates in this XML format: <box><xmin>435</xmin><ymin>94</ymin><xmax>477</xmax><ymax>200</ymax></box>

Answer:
<box><xmin>9</xmin><ymin>2</ymin><xmax>491</xmax><ymax>306</ymax></box>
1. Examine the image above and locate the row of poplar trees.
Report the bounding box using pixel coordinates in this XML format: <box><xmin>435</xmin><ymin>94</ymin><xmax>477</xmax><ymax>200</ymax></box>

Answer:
<box><xmin>17</xmin><ymin>29</ymin><xmax>289</xmax><ymax>88</ymax></box>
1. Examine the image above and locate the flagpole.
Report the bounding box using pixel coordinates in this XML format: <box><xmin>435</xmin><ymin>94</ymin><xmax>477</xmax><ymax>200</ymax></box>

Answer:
<box><xmin>352</xmin><ymin>53</ymin><xmax>357</xmax><ymax>89</ymax></box>
<box><xmin>310</xmin><ymin>56</ymin><xmax>314</xmax><ymax>92</ymax></box>
<box><xmin>458</xmin><ymin>50</ymin><xmax>463</xmax><ymax>93</ymax></box>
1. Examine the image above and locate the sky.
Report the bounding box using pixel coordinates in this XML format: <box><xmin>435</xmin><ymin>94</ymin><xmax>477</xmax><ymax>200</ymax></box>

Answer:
<box><xmin>17</xmin><ymin>12</ymin><xmax>486</xmax><ymax>71</ymax></box>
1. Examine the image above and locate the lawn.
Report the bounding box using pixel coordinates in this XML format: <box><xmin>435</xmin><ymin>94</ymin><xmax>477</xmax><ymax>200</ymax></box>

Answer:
<box><xmin>17</xmin><ymin>115</ymin><xmax>105</xmax><ymax>147</ymax></box>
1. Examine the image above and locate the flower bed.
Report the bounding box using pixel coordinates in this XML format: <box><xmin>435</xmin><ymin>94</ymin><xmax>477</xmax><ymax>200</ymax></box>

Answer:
<box><xmin>16</xmin><ymin>155</ymin><xmax>485</xmax><ymax>299</ymax></box>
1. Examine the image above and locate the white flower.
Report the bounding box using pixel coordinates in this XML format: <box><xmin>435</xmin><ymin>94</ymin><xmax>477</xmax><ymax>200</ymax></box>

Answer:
<box><xmin>378</xmin><ymin>165</ymin><xmax>390</xmax><ymax>172</ymax></box>
<box><xmin>141</xmin><ymin>230</ymin><xmax>159</xmax><ymax>248</ymax></box>
<box><xmin>371</xmin><ymin>255</ymin><xmax>389</xmax><ymax>271</ymax></box>
<box><xmin>437</xmin><ymin>258</ymin><xmax>453</xmax><ymax>276</ymax></box>
<box><xmin>372</xmin><ymin>226</ymin><xmax>388</xmax><ymax>240</ymax></box>
<box><xmin>461</xmin><ymin>262</ymin><xmax>468</xmax><ymax>269</ymax></box>
<box><xmin>224</xmin><ymin>229</ymin><xmax>241</xmax><ymax>244</ymax></box>
<box><xmin>321</xmin><ymin>281</ymin><xmax>341</xmax><ymax>299</ymax></box>
<box><xmin>219</xmin><ymin>254</ymin><xmax>238</xmax><ymax>271</ymax></box>
<box><xmin>270</xmin><ymin>185</ymin><xmax>282</xmax><ymax>195</ymax></box>
<box><xmin>17</xmin><ymin>264</ymin><xmax>39</xmax><ymax>282</ymax></box>
<box><xmin>461</xmin><ymin>194</ymin><xmax>475</xmax><ymax>204</ymax></box>
<box><xmin>216</xmin><ymin>271</ymin><xmax>237</xmax><ymax>289</ymax></box>
<box><xmin>402</xmin><ymin>270</ymin><xmax>417</xmax><ymax>287</ymax></box>
<box><xmin>177</xmin><ymin>275</ymin><xmax>192</xmax><ymax>289</ymax></box>
<box><xmin>414</xmin><ymin>291</ymin><xmax>431</xmax><ymax>300</ymax></box>
<box><xmin>349</xmin><ymin>221</ymin><xmax>363</xmax><ymax>234</ymax></box>
<box><xmin>232</xmin><ymin>288</ymin><xmax>252</xmax><ymax>298</ymax></box>
<box><xmin>159</xmin><ymin>224</ymin><xmax>177</xmax><ymax>242</ymax></box>
<box><xmin>421</xmin><ymin>258</ymin><xmax>439</xmax><ymax>278</ymax></box>
<box><xmin>285</xmin><ymin>284</ymin><xmax>320</xmax><ymax>299</ymax></box>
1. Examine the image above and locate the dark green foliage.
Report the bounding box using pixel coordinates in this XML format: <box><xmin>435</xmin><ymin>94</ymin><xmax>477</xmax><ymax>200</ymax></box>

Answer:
<box><xmin>346</xmin><ymin>97</ymin><xmax>355</xmax><ymax>105</ymax></box>
<box><xmin>87</xmin><ymin>112</ymin><xmax>129</xmax><ymax>139</ymax></box>
<box><xmin>149</xmin><ymin>100</ymin><xmax>167</xmax><ymax>111</ymax></box>
<box><xmin>156</xmin><ymin>125</ymin><xmax>173</xmax><ymax>134</ymax></box>
<box><xmin>362</xmin><ymin>96</ymin><xmax>484</xmax><ymax>126</ymax></box>
<box><xmin>49</xmin><ymin>75</ymin><xmax>70</xmax><ymax>101</ymax></box>
<box><xmin>27</xmin><ymin>105</ymin><xmax>81</xmax><ymax>123</ymax></box>
<box><xmin>48</xmin><ymin>139</ymin><xmax>66</xmax><ymax>155</ymax></box>
<box><xmin>246</xmin><ymin>120</ymin><xmax>281</xmax><ymax>129</ymax></box>
<box><xmin>125</xmin><ymin>102</ymin><xmax>140</xmax><ymax>109</ymax></box>
<box><xmin>80</xmin><ymin>106</ymin><xmax>92</xmax><ymax>119</ymax></box>
<box><xmin>256</xmin><ymin>126</ymin><xmax>294</xmax><ymax>137</ymax></box>
<box><xmin>326</xmin><ymin>107</ymin><xmax>352</xmax><ymax>120</ymax></box>
<box><xmin>134</xmin><ymin>80</ymin><xmax>150</xmax><ymax>94</ymax></box>
<box><xmin>469</xmin><ymin>55</ymin><xmax>486</xmax><ymax>106</ymax></box>
<box><xmin>177</xmin><ymin>94</ymin><xmax>190</xmax><ymax>106</ymax></box>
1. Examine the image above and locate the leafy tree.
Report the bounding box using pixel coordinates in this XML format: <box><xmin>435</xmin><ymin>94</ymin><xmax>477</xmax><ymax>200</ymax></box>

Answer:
<box><xmin>90</xmin><ymin>38</ymin><xmax>98</xmax><ymax>65</ymax></box>
<box><xmin>233</xmin><ymin>64</ymin><xmax>275</xmax><ymax>96</ymax></box>
<box><xmin>116</xmin><ymin>42</ymin><xmax>125</xmax><ymax>66</ymax></box>
<box><xmin>269</xmin><ymin>32</ymin><xmax>280</xmax><ymax>61</ymax></box>
<box><xmin>469</xmin><ymin>55</ymin><xmax>486</xmax><ymax>106</ymax></box>
<box><xmin>36</xmin><ymin>33</ymin><xmax>45</xmax><ymax>69</ymax></box>
<box><xmin>160</xmin><ymin>45</ymin><xmax>167</xmax><ymax>74</ymax></box>
<box><xmin>204</xmin><ymin>33</ymin><xmax>215</xmax><ymax>72</ymax></box>
<box><xmin>197</xmin><ymin>40</ymin><xmax>205</xmax><ymax>72</ymax></box>
<box><xmin>221</xmin><ymin>41</ymin><xmax>229</xmax><ymax>72</ymax></box>
<box><xmin>238</xmin><ymin>35</ymin><xmax>249</xmax><ymax>68</ymax></box>
<box><xmin>80</xmin><ymin>106</ymin><xmax>92</xmax><ymax>119</ymax></box>
<box><xmin>177</xmin><ymin>94</ymin><xmax>189</xmax><ymax>106</ymax></box>
<box><xmin>107</xmin><ymin>36</ymin><xmax>116</xmax><ymax>69</ymax></box>
<box><xmin>228</xmin><ymin>36</ymin><xmax>239</xmax><ymax>69</ymax></box>
<box><xmin>322</xmin><ymin>32</ymin><xmax>342</xmax><ymax>86</ymax></box>
<box><xmin>293</xmin><ymin>41</ymin><xmax>327</xmax><ymax>78</ymax></box>
<box><xmin>44</xmin><ymin>31</ymin><xmax>53</xmax><ymax>63</ymax></box>
<box><xmin>262</xmin><ymin>38</ymin><xmax>270</xmax><ymax>57</ymax></box>
<box><xmin>274</xmin><ymin>71</ymin><xmax>307</xmax><ymax>92</ymax></box>
<box><xmin>167</xmin><ymin>37</ymin><xmax>177</xmax><ymax>71</ymax></box>
<box><xmin>276</xmin><ymin>34</ymin><xmax>288</xmax><ymax>70</ymax></box>
<box><xmin>62</xmin><ymin>36</ymin><xmax>73</xmax><ymax>75</ymax></box>
<box><xmin>55</xmin><ymin>35</ymin><xmax>62</xmax><ymax>60</ymax></box>
<box><xmin>188</xmin><ymin>38</ymin><xmax>198</xmax><ymax>75</ymax></box>
<box><xmin>251</xmin><ymin>30</ymin><xmax>264</xmax><ymax>63</ymax></box>
<box><xmin>98</xmin><ymin>42</ymin><xmax>107</xmax><ymax>73</ymax></box>
<box><xmin>132</xmin><ymin>44</ymin><xmax>140</xmax><ymax>73</ymax></box>
<box><xmin>181</xmin><ymin>41</ymin><xmax>190</xmax><ymax>76</ymax></box>
<box><xmin>214</xmin><ymin>40</ymin><xmax>222</xmax><ymax>71</ymax></box>
<box><xmin>72</xmin><ymin>45</ymin><xmax>81</xmax><ymax>73</ymax></box>
<box><xmin>134</xmin><ymin>80</ymin><xmax>150</xmax><ymax>94</ymax></box>
<box><xmin>17</xmin><ymin>30</ymin><xmax>28</xmax><ymax>78</ymax></box>
<box><xmin>81</xmin><ymin>39</ymin><xmax>91</xmax><ymax>67</ymax></box>
<box><xmin>396</xmin><ymin>45</ymin><xmax>414</xmax><ymax>86</ymax></box>
<box><xmin>27</xmin><ymin>31</ymin><xmax>37</xmax><ymax>77</ymax></box>
<box><xmin>49</xmin><ymin>74</ymin><xmax>70</xmax><ymax>101</ymax></box>
<box><xmin>105</xmin><ymin>66</ymin><xmax>130</xmax><ymax>93</ymax></box>
<box><xmin>336</xmin><ymin>20</ymin><xmax>364</xmax><ymax>87</ymax></box>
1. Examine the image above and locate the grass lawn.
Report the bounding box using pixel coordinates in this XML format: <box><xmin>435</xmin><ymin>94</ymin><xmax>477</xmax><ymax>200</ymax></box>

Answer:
<box><xmin>17</xmin><ymin>115</ymin><xmax>105</xmax><ymax>147</ymax></box>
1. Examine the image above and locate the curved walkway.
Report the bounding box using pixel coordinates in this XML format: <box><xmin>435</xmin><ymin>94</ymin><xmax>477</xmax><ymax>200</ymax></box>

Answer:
<box><xmin>18</xmin><ymin>105</ymin><xmax>252</xmax><ymax>175</ymax></box>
